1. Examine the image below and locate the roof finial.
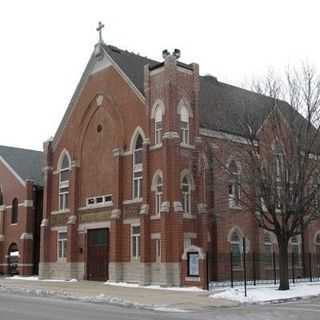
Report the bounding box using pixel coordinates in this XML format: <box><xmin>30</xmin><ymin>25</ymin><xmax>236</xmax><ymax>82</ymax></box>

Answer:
<box><xmin>96</xmin><ymin>21</ymin><xmax>105</xmax><ymax>43</ymax></box>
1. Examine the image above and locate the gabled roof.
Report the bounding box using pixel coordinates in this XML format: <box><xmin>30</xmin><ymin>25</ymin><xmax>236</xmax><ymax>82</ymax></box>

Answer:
<box><xmin>104</xmin><ymin>45</ymin><xmax>159</xmax><ymax>94</ymax></box>
<box><xmin>199</xmin><ymin>77</ymin><xmax>292</xmax><ymax>137</ymax></box>
<box><xmin>105</xmin><ymin>44</ymin><xmax>293</xmax><ymax>137</ymax></box>
<box><xmin>0</xmin><ymin>145</ymin><xmax>43</xmax><ymax>186</ymax></box>
<box><xmin>53</xmin><ymin>43</ymin><xmax>293</xmax><ymax>145</ymax></box>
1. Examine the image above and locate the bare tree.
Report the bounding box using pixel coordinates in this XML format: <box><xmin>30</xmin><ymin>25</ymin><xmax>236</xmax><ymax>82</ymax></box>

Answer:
<box><xmin>216</xmin><ymin>65</ymin><xmax>320</xmax><ymax>290</ymax></box>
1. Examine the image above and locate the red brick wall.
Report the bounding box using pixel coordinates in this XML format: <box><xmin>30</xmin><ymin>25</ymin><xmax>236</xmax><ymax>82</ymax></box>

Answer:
<box><xmin>0</xmin><ymin>161</ymin><xmax>37</xmax><ymax>275</ymax></box>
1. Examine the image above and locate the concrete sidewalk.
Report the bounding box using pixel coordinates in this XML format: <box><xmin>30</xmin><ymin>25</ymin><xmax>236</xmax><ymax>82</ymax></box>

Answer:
<box><xmin>0</xmin><ymin>277</ymin><xmax>238</xmax><ymax>311</ymax></box>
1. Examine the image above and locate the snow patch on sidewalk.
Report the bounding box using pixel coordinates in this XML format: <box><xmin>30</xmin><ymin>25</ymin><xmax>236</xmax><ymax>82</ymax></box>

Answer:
<box><xmin>211</xmin><ymin>282</ymin><xmax>320</xmax><ymax>303</ymax></box>
<box><xmin>0</xmin><ymin>284</ymin><xmax>188</xmax><ymax>313</ymax></box>
<box><xmin>6</xmin><ymin>276</ymin><xmax>78</xmax><ymax>283</ymax></box>
<box><xmin>105</xmin><ymin>281</ymin><xmax>204</xmax><ymax>292</ymax></box>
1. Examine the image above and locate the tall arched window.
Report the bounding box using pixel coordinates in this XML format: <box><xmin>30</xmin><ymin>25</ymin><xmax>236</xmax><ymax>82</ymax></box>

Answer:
<box><xmin>0</xmin><ymin>186</ymin><xmax>3</xmax><ymax>206</ymax></box>
<box><xmin>58</xmin><ymin>152</ymin><xmax>71</xmax><ymax>211</ymax></box>
<box><xmin>230</xmin><ymin>230</ymin><xmax>242</xmax><ymax>268</ymax></box>
<box><xmin>228</xmin><ymin>160</ymin><xmax>240</xmax><ymax>208</ymax></box>
<box><xmin>155</xmin><ymin>175</ymin><xmax>163</xmax><ymax>215</ymax></box>
<box><xmin>181</xmin><ymin>175</ymin><xmax>191</xmax><ymax>214</ymax></box>
<box><xmin>200</xmin><ymin>157</ymin><xmax>208</xmax><ymax>203</ymax></box>
<box><xmin>11</xmin><ymin>198</ymin><xmax>18</xmax><ymax>224</ymax></box>
<box><xmin>274</xmin><ymin>143</ymin><xmax>284</xmax><ymax>179</ymax></box>
<box><xmin>180</xmin><ymin>106</ymin><xmax>189</xmax><ymax>145</ymax></box>
<box><xmin>312</xmin><ymin>174</ymin><xmax>320</xmax><ymax>210</ymax></box>
<box><xmin>154</xmin><ymin>106</ymin><xmax>163</xmax><ymax>145</ymax></box>
<box><xmin>264</xmin><ymin>232</ymin><xmax>275</xmax><ymax>267</ymax></box>
<box><xmin>290</xmin><ymin>236</ymin><xmax>301</xmax><ymax>266</ymax></box>
<box><xmin>315</xmin><ymin>233</ymin><xmax>320</xmax><ymax>260</ymax></box>
<box><xmin>133</xmin><ymin>134</ymin><xmax>143</xmax><ymax>199</ymax></box>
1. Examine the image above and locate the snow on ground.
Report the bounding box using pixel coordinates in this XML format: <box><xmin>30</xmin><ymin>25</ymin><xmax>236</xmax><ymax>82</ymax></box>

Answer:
<box><xmin>105</xmin><ymin>281</ymin><xmax>204</xmax><ymax>292</ymax></box>
<box><xmin>210</xmin><ymin>282</ymin><xmax>320</xmax><ymax>303</ymax></box>
<box><xmin>6</xmin><ymin>276</ymin><xmax>78</xmax><ymax>283</ymax></box>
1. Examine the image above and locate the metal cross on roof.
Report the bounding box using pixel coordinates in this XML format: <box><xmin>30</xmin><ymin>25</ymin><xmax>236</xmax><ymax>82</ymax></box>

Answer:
<box><xmin>96</xmin><ymin>21</ymin><xmax>105</xmax><ymax>43</ymax></box>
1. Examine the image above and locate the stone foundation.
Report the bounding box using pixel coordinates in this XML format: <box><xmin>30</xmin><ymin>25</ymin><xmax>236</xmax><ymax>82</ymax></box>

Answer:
<box><xmin>109</xmin><ymin>262</ymin><xmax>180</xmax><ymax>286</ymax></box>
<box><xmin>39</xmin><ymin>262</ymin><xmax>85</xmax><ymax>280</ymax></box>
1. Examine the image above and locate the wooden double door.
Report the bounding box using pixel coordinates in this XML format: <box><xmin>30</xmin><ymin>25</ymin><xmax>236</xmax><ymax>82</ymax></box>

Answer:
<box><xmin>87</xmin><ymin>228</ymin><xmax>109</xmax><ymax>281</ymax></box>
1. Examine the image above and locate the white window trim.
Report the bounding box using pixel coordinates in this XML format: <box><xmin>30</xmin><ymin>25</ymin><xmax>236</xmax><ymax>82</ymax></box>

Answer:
<box><xmin>181</xmin><ymin>176</ymin><xmax>191</xmax><ymax>214</ymax></box>
<box><xmin>181</xmin><ymin>121</ymin><xmax>190</xmax><ymax>145</ymax></box>
<box><xmin>132</xmin><ymin>135</ymin><xmax>143</xmax><ymax>200</ymax></box>
<box><xmin>154</xmin><ymin>107</ymin><xmax>163</xmax><ymax>145</ymax></box>
<box><xmin>155</xmin><ymin>176</ymin><xmax>163</xmax><ymax>216</ymax></box>
<box><xmin>59</xmin><ymin>190</ymin><xmax>69</xmax><ymax>211</ymax></box>
<box><xmin>86</xmin><ymin>194</ymin><xmax>113</xmax><ymax>208</ymax></box>
<box><xmin>131</xmin><ymin>224</ymin><xmax>141</xmax><ymax>260</ymax></box>
<box><xmin>57</xmin><ymin>231</ymin><xmax>68</xmax><ymax>261</ymax></box>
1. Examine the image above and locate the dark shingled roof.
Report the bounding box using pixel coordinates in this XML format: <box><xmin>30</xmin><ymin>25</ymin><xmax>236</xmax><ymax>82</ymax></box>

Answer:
<box><xmin>104</xmin><ymin>45</ymin><xmax>159</xmax><ymax>94</ymax></box>
<box><xmin>0</xmin><ymin>146</ymin><xmax>43</xmax><ymax>186</ymax></box>
<box><xmin>104</xmin><ymin>44</ymin><xmax>291</xmax><ymax>136</ymax></box>
<box><xmin>199</xmin><ymin>77</ymin><xmax>292</xmax><ymax>137</ymax></box>
<box><xmin>53</xmin><ymin>44</ymin><xmax>294</xmax><ymax>145</ymax></box>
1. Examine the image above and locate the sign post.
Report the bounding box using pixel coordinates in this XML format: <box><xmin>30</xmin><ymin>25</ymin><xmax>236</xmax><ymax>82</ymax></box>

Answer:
<box><xmin>243</xmin><ymin>237</ymin><xmax>247</xmax><ymax>297</ymax></box>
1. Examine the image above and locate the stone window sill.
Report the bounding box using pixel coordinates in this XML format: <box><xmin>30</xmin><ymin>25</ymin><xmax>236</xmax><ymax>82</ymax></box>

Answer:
<box><xmin>150</xmin><ymin>215</ymin><xmax>160</xmax><ymax>220</ymax></box>
<box><xmin>78</xmin><ymin>203</ymin><xmax>113</xmax><ymax>211</ymax></box>
<box><xmin>123</xmin><ymin>199</ymin><xmax>143</xmax><ymax>205</ymax></box>
<box><xmin>150</xmin><ymin>143</ymin><xmax>163</xmax><ymax>151</ymax></box>
<box><xmin>183</xmin><ymin>214</ymin><xmax>196</xmax><ymax>219</ymax></box>
<box><xmin>180</xmin><ymin>143</ymin><xmax>195</xmax><ymax>150</ymax></box>
<box><xmin>185</xmin><ymin>276</ymin><xmax>200</xmax><ymax>282</ymax></box>
<box><xmin>51</xmin><ymin>209</ymin><xmax>70</xmax><ymax>215</ymax></box>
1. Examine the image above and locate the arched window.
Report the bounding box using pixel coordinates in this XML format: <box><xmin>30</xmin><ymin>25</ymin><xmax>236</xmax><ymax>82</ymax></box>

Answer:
<box><xmin>133</xmin><ymin>134</ymin><xmax>143</xmax><ymax>199</ymax></box>
<box><xmin>200</xmin><ymin>157</ymin><xmax>208</xmax><ymax>203</ymax></box>
<box><xmin>315</xmin><ymin>233</ymin><xmax>320</xmax><ymax>260</ymax></box>
<box><xmin>290</xmin><ymin>236</ymin><xmax>301</xmax><ymax>266</ymax></box>
<box><xmin>155</xmin><ymin>175</ymin><xmax>163</xmax><ymax>215</ymax></box>
<box><xmin>312</xmin><ymin>174</ymin><xmax>320</xmax><ymax>210</ymax></box>
<box><xmin>264</xmin><ymin>232</ymin><xmax>275</xmax><ymax>266</ymax></box>
<box><xmin>154</xmin><ymin>106</ymin><xmax>163</xmax><ymax>145</ymax></box>
<box><xmin>228</xmin><ymin>160</ymin><xmax>240</xmax><ymax>208</ymax></box>
<box><xmin>11</xmin><ymin>198</ymin><xmax>18</xmax><ymax>224</ymax></box>
<box><xmin>181</xmin><ymin>175</ymin><xmax>191</xmax><ymax>214</ymax></box>
<box><xmin>0</xmin><ymin>186</ymin><xmax>3</xmax><ymax>206</ymax></box>
<box><xmin>58</xmin><ymin>152</ymin><xmax>71</xmax><ymax>211</ymax></box>
<box><xmin>180</xmin><ymin>106</ymin><xmax>189</xmax><ymax>145</ymax></box>
<box><xmin>274</xmin><ymin>143</ymin><xmax>284</xmax><ymax>179</ymax></box>
<box><xmin>8</xmin><ymin>243</ymin><xmax>19</xmax><ymax>275</ymax></box>
<box><xmin>230</xmin><ymin>230</ymin><xmax>242</xmax><ymax>268</ymax></box>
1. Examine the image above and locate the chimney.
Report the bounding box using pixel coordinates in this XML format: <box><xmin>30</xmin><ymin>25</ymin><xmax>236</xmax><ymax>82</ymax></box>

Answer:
<box><xmin>162</xmin><ymin>49</ymin><xmax>170</xmax><ymax>60</ymax></box>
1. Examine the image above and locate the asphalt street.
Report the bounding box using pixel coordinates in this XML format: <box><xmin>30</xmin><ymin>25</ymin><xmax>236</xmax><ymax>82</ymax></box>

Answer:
<box><xmin>1</xmin><ymin>292</ymin><xmax>320</xmax><ymax>320</ymax></box>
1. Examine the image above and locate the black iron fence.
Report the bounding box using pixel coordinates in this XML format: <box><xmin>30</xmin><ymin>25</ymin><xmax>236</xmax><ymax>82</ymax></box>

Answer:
<box><xmin>209</xmin><ymin>251</ymin><xmax>320</xmax><ymax>291</ymax></box>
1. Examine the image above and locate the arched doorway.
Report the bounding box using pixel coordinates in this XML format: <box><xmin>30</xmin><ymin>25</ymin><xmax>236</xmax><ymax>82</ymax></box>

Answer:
<box><xmin>7</xmin><ymin>243</ymin><xmax>19</xmax><ymax>275</ymax></box>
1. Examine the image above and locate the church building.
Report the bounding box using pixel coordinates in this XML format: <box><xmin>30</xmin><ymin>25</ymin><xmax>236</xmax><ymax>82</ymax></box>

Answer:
<box><xmin>39</xmin><ymin>25</ymin><xmax>320</xmax><ymax>287</ymax></box>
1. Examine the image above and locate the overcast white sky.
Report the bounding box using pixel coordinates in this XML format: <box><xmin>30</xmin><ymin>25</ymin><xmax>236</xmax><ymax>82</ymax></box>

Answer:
<box><xmin>0</xmin><ymin>0</ymin><xmax>319</xmax><ymax>151</ymax></box>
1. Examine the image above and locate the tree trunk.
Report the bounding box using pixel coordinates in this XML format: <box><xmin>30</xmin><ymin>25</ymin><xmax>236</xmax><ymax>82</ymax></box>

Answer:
<box><xmin>278</xmin><ymin>240</ymin><xmax>290</xmax><ymax>290</ymax></box>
